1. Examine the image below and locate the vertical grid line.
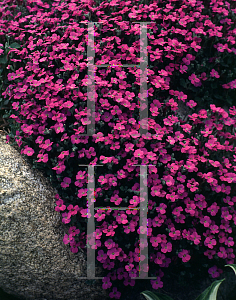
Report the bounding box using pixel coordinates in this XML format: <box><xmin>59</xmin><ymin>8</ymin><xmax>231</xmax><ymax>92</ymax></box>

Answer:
<box><xmin>139</xmin><ymin>24</ymin><xmax>148</xmax><ymax>137</ymax></box>
<box><xmin>139</xmin><ymin>165</ymin><xmax>149</xmax><ymax>278</ymax></box>
<box><xmin>87</xmin><ymin>165</ymin><xmax>96</xmax><ymax>278</ymax></box>
<box><xmin>87</xmin><ymin>22</ymin><xmax>95</xmax><ymax>136</ymax></box>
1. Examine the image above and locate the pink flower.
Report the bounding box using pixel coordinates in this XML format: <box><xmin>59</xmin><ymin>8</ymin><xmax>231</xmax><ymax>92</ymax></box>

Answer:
<box><xmin>156</xmin><ymin>203</ymin><xmax>167</xmax><ymax>215</ymax></box>
<box><xmin>97</xmin><ymin>250</ymin><xmax>108</xmax><ymax>262</ymax></box>
<box><xmin>117</xmin><ymin>268</ymin><xmax>128</xmax><ymax>280</ymax></box>
<box><xmin>68</xmin><ymin>226</ymin><xmax>80</xmax><ymax>236</ymax></box>
<box><xmin>109</xmin><ymin>287</ymin><xmax>121</xmax><ymax>299</ymax></box>
<box><xmin>61</xmin><ymin>177</ymin><xmax>71</xmax><ymax>188</ymax></box>
<box><xmin>200</xmin><ymin>216</ymin><xmax>212</xmax><ymax>227</ymax></box>
<box><xmin>150</xmin><ymin>236</ymin><xmax>162</xmax><ymax>247</ymax></box>
<box><xmin>102</xmin><ymin>277</ymin><xmax>112</xmax><ymax>289</ymax></box>
<box><xmin>69</xmin><ymin>241</ymin><xmax>79</xmax><ymax>253</ymax></box>
<box><xmin>105</xmin><ymin>239</ymin><xmax>115</xmax><ymax>249</ymax></box>
<box><xmin>125</xmin><ymin>263</ymin><xmax>134</xmax><ymax>272</ymax></box>
<box><xmin>163</xmin><ymin>176</ymin><xmax>175</xmax><ymax>187</ymax></box>
<box><xmin>95</xmin><ymin>209</ymin><xmax>106</xmax><ymax>222</ymax></box>
<box><xmin>55</xmin><ymin>199</ymin><xmax>66</xmax><ymax>212</ymax></box>
<box><xmin>62</xmin><ymin>212</ymin><xmax>71</xmax><ymax>224</ymax></box>
<box><xmin>123</xmin><ymin>277</ymin><xmax>135</xmax><ymax>287</ymax></box>
<box><xmin>186</xmin><ymin>100</ymin><xmax>197</xmax><ymax>108</ymax></box>
<box><xmin>107</xmin><ymin>247</ymin><xmax>120</xmax><ymax>259</ymax></box>
<box><xmin>23</xmin><ymin>146</ymin><xmax>34</xmax><ymax>156</ymax></box>
<box><xmin>172</xmin><ymin>206</ymin><xmax>183</xmax><ymax>216</ymax></box>
<box><xmin>210</xmin><ymin>69</ymin><xmax>220</xmax><ymax>78</ymax></box>
<box><xmin>150</xmin><ymin>277</ymin><xmax>164</xmax><ymax>289</ymax></box>
<box><xmin>169</xmin><ymin>227</ymin><xmax>181</xmax><ymax>239</ymax></box>
<box><xmin>67</xmin><ymin>204</ymin><xmax>79</xmax><ymax>216</ymax></box>
<box><xmin>161</xmin><ymin>242</ymin><xmax>172</xmax><ymax>253</ymax></box>
<box><xmin>134</xmin><ymin>149</ymin><xmax>144</xmax><ymax>158</ymax></box>
<box><xmin>208</xmin><ymin>266</ymin><xmax>220</xmax><ymax>278</ymax></box>
<box><xmin>154</xmin><ymin>252</ymin><xmax>166</xmax><ymax>265</ymax></box>
<box><xmin>204</xmin><ymin>237</ymin><xmax>217</xmax><ymax>249</ymax></box>
<box><xmin>190</xmin><ymin>231</ymin><xmax>201</xmax><ymax>245</ymax></box>
<box><xmin>217</xmin><ymin>247</ymin><xmax>227</xmax><ymax>259</ymax></box>
<box><xmin>178</xmin><ymin>250</ymin><xmax>191</xmax><ymax>262</ymax></box>
<box><xmin>207</xmin><ymin>203</ymin><xmax>220</xmax><ymax>216</ymax></box>
<box><xmin>63</xmin><ymin>233</ymin><xmax>74</xmax><ymax>245</ymax></box>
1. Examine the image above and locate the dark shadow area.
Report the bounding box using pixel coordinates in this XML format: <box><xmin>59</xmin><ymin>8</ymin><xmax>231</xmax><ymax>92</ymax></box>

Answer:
<box><xmin>0</xmin><ymin>287</ymin><xmax>24</xmax><ymax>300</ymax></box>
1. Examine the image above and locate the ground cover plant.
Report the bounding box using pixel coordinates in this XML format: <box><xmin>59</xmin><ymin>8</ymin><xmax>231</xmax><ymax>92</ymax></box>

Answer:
<box><xmin>141</xmin><ymin>264</ymin><xmax>236</xmax><ymax>300</ymax></box>
<box><xmin>0</xmin><ymin>0</ymin><xmax>236</xmax><ymax>299</ymax></box>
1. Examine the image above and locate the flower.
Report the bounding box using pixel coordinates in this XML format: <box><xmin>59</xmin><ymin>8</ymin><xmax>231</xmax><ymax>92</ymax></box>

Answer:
<box><xmin>150</xmin><ymin>277</ymin><xmax>164</xmax><ymax>289</ymax></box>
<box><xmin>208</xmin><ymin>266</ymin><xmax>220</xmax><ymax>278</ymax></box>
<box><xmin>109</xmin><ymin>287</ymin><xmax>121</xmax><ymax>299</ymax></box>
<box><xmin>178</xmin><ymin>250</ymin><xmax>191</xmax><ymax>262</ymax></box>
<box><xmin>102</xmin><ymin>277</ymin><xmax>112</xmax><ymax>289</ymax></box>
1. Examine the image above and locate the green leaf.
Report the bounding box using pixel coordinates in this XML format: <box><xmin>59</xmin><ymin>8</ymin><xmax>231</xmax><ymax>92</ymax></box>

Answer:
<box><xmin>0</xmin><ymin>54</ymin><xmax>8</xmax><ymax>64</ymax></box>
<box><xmin>180</xmin><ymin>78</ymin><xmax>186</xmax><ymax>88</ymax></box>
<box><xmin>221</xmin><ymin>62</ymin><xmax>229</xmax><ymax>68</ymax></box>
<box><xmin>225</xmin><ymin>264</ymin><xmax>236</xmax><ymax>276</ymax></box>
<box><xmin>140</xmin><ymin>291</ymin><xmax>174</xmax><ymax>300</ymax></box>
<box><xmin>9</xmin><ymin>42</ymin><xmax>21</xmax><ymax>49</ymax></box>
<box><xmin>194</xmin><ymin>278</ymin><xmax>225</xmax><ymax>300</ymax></box>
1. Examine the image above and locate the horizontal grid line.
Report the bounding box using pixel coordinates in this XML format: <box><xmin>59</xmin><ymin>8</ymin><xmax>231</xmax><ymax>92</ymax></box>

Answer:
<box><xmin>94</xmin><ymin>64</ymin><xmax>140</xmax><ymax>67</ymax></box>
<box><xmin>94</xmin><ymin>207</ymin><xmax>140</xmax><ymax>210</ymax></box>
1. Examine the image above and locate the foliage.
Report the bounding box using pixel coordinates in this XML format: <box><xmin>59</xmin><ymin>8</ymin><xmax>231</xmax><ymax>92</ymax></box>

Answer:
<box><xmin>141</xmin><ymin>264</ymin><xmax>236</xmax><ymax>300</ymax></box>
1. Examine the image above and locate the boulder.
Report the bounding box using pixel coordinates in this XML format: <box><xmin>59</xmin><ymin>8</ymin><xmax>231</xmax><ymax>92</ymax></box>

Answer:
<box><xmin>0</xmin><ymin>131</ymin><xmax>109</xmax><ymax>300</ymax></box>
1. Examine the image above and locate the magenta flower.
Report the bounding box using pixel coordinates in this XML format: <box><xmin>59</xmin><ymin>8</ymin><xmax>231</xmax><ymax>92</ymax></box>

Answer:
<box><xmin>190</xmin><ymin>231</ymin><xmax>201</xmax><ymax>245</ymax></box>
<box><xmin>117</xmin><ymin>268</ymin><xmax>128</xmax><ymax>280</ymax></box>
<box><xmin>61</xmin><ymin>212</ymin><xmax>71</xmax><ymax>224</ymax></box>
<box><xmin>169</xmin><ymin>227</ymin><xmax>181</xmax><ymax>239</ymax></box>
<box><xmin>97</xmin><ymin>249</ymin><xmax>108</xmax><ymax>262</ymax></box>
<box><xmin>156</xmin><ymin>203</ymin><xmax>167</xmax><ymax>214</ymax></box>
<box><xmin>154</xmin><ymin>252</ymin><xmax>166</xmax><ymax>265</ymax></box>
<box><xmin>150</xmin><ymin>236</ymin><xmax>161</xmax><ymax>247</ymax></box>
<box><xmin>207</xmin><ymin>203</ymin><xmax>220</xmax><ymax>216</ymax></box>
<box><xmin>210</xmin><ymin>69</ymin><xmax>220</xmax><ymax>78</ymax></box>
<box><xmin>68</xmin><ymin>226</ymin><xmax>80</xmax><ymax>236</ymax></box>
<box><xmin>67</xmin><ymin>204</ymin><xmax>79</xmax><ymax>216</ymax></box>
<box><xmin>125</xmin><ymin>263</ymin><xmax>134</xmax><ymax>272</ymax></box>
<box><xmin>151</xmin><ymin>277</ymin><xmax>164</xmax><ymax>289</ymax></box>
<box><xmin>61</xmin><ymin>177</ymin><xmax>71</xmax><ymax>188</ymax></box>
<box><xmin>200</xmin><ymin>216</ymin><xmax>212</xmax><ymax>227</ymax></box>
<box><xmin>123</xmin><ymin>277</ymin><xmax>135</xmax><ymax>287</ymax></box>
<box><xmin>217</xmin><ymin>247</ymin><xmax>227</xmax><ymax>259</ymax></box>
<box><xmin>178</xmin><ymin>250</ymin><xmax>191</xmax><ymax>262</ymax></box>
<box><xmin>63</xmin><ymin>233</ymin><xmax>74</xmax><ymax>245</ymax></box>
<box><xmin>133</xmin><ymin>149</ymin><xmax>144</xmax><ymax>159</ymax></box>
<box><xmin>55</xmin><ymin>199</ymin><xmax>66</xmax><ymax>212</ymax></box>
<box><xmin>69</xmin><ymin>241</ymin><xmax>79</xmax><ymax>253</ymax></box>
<box><xmin>102</xmin><ymin>277</ymin><xmax>112</xmax><ymax>289</ymax></box>
<box><xmin>204</xmin><ymin>237</ymin><xmax>217</xmax><ymax>249</ymax></box>
<box><xmin>160</xmin><ymin>242</ymin><xmax>172</xmax><ymax>253</ymax></box>
<box><xmin>107</xmin><ymin>247</ymin><xmax>120</xmax><ymax>260</ymax></box>
<box><xmin>109</xmin><ymin>287</ymin><xmax>121</xmax><ymax>299</ymax></box>
<box><xmin>95</xmin><ymin>209</ymin><xmax>106</xmax><ymax>222</ymax></box>
<box><xmin>208</xmin><ymin>266</ymin><xmax>220</xmax><ymax>278</ymax></box>
<box><xmin>23</xmin><ymin>146</ymin><xmax>34</xmax><ymax>156</ymax></box>
<box><xmin>105</xmin><ymin>239</ymin><xmax>116</xmax><ymax>249</ymax></box>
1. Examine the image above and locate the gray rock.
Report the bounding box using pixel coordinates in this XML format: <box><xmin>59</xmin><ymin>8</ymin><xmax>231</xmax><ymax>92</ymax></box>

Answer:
<box><xmin>0</xmin><ymin>131</ymin><xmax>109</xmax><ymax>300</ymax></box>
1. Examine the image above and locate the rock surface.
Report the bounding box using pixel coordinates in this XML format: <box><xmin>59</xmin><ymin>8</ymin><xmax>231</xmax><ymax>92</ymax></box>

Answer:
<box><xmin>0</xmin><ymin>131</ymin><xmax>109</xmax><ymax>300</ymax></box>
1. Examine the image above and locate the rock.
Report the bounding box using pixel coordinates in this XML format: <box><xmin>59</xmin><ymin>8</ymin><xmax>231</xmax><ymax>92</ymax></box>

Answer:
<box><xmin>0</xmin><ymin>131</ymin><xmax>109</xmax><ymax>300</ymax></box>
